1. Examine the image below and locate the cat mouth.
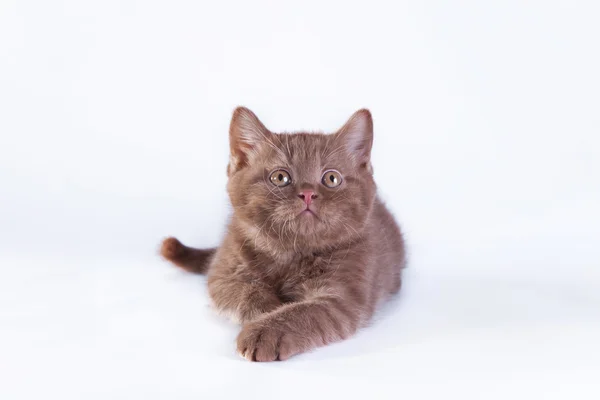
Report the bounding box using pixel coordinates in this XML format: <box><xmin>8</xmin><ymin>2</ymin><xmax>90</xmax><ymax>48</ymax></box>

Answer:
<box><xmin>300</xmin><ymin>208</ymin><xmax>318</xmax><ymax>218</ymax></box>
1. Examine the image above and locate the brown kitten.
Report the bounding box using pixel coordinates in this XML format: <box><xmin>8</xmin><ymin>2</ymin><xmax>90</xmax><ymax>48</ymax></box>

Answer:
<box><xmin>161</xmin><ymin>107</ymin><xmax>406</xmax><ymax>361</ymax></box>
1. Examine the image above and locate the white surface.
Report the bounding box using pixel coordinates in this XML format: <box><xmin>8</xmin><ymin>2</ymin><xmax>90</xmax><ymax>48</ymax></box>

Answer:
<box><xmin>1</xmin><ymin>1</ymin><xmax>599</xmax><ymax>399</ymax></box>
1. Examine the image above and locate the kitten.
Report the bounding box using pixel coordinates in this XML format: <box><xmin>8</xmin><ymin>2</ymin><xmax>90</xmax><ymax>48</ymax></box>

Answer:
<box><xmin>161</xmin><ymin>107</ymin><xmax>406</xmax><ymax>361</ymax></box>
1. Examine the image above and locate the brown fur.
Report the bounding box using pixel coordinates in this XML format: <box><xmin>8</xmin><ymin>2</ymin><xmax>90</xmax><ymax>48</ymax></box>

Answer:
<box><xmin>160</xmin><ymin>107</ymin><xmax>406</xmax><ymax>361</ymax></box>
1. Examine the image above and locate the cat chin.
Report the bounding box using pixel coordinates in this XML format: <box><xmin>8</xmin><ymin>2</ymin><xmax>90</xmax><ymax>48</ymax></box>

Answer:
<box><xmin>295</xmin><ymin>213</ymin><xmax>321</xmax><ymax>230</ymax></box>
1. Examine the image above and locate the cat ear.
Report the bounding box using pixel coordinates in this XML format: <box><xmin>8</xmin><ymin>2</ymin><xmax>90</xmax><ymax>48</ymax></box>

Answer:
<box><xmin>335</xmin><ymin>109</ymin><xmax>374</xmax><ymax>166</ymax></box>
<box><xmin>228</xmin><ymin>106</ymin><xmax>272</xmax><ymax>175</ymax></box>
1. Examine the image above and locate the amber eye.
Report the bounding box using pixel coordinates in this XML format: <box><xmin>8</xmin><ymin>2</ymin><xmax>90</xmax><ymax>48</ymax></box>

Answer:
<box><xmin>269</xmin><ymin>169</ymin><xmax>292</xmax><ymax>187</ymax></box>
<box><xmin>321</xmin><ymin>170</ymin><xmax>342</xmax><ymax>188</ymax></box>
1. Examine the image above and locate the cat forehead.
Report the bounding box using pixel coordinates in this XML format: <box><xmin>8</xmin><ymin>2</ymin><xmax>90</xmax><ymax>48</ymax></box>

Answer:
<box><xmin>266</xmin><ymin>132</ymin><xmax>343</xmax><ymax>164</ymax></box>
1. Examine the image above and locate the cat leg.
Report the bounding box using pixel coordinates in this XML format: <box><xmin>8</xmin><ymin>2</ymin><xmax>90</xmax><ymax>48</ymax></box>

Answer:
<box><xmin>236</xmin><ymin>280</ymin><xmax>368</xmax><ymax>361</ymax></box>
<box><xmin>207</xmin><ymin>272</ymin><xmax>282</xmax><ymax>324</ymax></box>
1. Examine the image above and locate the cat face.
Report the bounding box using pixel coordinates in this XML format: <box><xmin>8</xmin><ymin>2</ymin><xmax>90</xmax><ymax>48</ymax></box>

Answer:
<box><xmin>226</xmin><ymin>107</ymin><xmax>377</xmax><ymax>252</ymax></box>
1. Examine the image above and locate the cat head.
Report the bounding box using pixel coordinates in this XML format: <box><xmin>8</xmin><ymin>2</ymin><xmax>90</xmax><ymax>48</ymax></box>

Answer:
<box><xmin>226</xmin><ymin>107</ymin><xmax>377</xmax><ymax>253</ymax></box>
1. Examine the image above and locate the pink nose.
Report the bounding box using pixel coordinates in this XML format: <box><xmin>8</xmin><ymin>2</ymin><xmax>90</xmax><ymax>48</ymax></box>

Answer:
<box><xmin>298</xmin><ymin>190</ymin><xmax>317</xmax><ymax>206</ymax></box>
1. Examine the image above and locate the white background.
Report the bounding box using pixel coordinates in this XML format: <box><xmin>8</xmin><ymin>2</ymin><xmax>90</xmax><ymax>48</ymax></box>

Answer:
<box><xmin>1</xmin><ymin>0</ymin><xmax>599</xmax><ymax>399</ymax></box>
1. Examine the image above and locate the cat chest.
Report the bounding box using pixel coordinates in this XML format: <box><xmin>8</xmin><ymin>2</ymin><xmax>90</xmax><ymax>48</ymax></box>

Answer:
<box><xmin>263</xmin><ymin>256</ymin><xmax>331</xmax><ymax>302</ymax></box>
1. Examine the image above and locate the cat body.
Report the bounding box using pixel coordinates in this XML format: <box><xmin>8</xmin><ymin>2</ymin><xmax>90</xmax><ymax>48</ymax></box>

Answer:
<box><xmin>161</xmin><ymin>107</ymin><xmax>405</xmax><ymax>361</ymax></box>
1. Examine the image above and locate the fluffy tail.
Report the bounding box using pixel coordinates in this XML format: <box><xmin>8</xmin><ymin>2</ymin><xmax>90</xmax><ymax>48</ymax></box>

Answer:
<box><xmin>160</xmin><ymin>237</ymin><xmax>216</xmax><ymax>275</ymax></box>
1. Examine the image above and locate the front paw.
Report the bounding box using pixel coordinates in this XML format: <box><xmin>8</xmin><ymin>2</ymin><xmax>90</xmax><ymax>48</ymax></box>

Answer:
<box><xmin>236</xmin><ymin>322</ymin><xmax>301</xmax><ymax>362</ymax></box>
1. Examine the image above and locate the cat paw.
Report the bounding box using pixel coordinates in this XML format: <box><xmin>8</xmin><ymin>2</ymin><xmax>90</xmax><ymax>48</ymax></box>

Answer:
<box><xmin>236</xmin><ymin>323</ymin><xmax>301</xmax><ymax>362</ymax></box>
<box><xmin>160</xmin><ymin>237</ymin><xmax>184</xmax><ymax>260</ymax></box>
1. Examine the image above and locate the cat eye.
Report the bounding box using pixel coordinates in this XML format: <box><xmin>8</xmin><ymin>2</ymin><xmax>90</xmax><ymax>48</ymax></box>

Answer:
<box><xmin>321</xmin><ymin>170</ymin><xmax>342</xmax><ymax>188</ymax></box>
<box><xmin>269</xmin><ymin>169</ymin><xmax>292</xmax><ymax>187</ymax></box>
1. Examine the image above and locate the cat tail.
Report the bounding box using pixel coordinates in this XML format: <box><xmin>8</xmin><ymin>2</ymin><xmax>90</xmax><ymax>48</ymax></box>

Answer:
<box><xmin>160</xmin><ymin>237</ymin><xmax>216</xmax><ymax>275</ymax></box>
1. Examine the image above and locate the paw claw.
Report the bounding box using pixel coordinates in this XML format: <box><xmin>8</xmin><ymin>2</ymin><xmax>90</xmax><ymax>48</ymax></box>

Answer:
<box><xmin>237</xmin><ymin>347</ymin><xmax>251</xmax><ymax>361</ymax></box>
